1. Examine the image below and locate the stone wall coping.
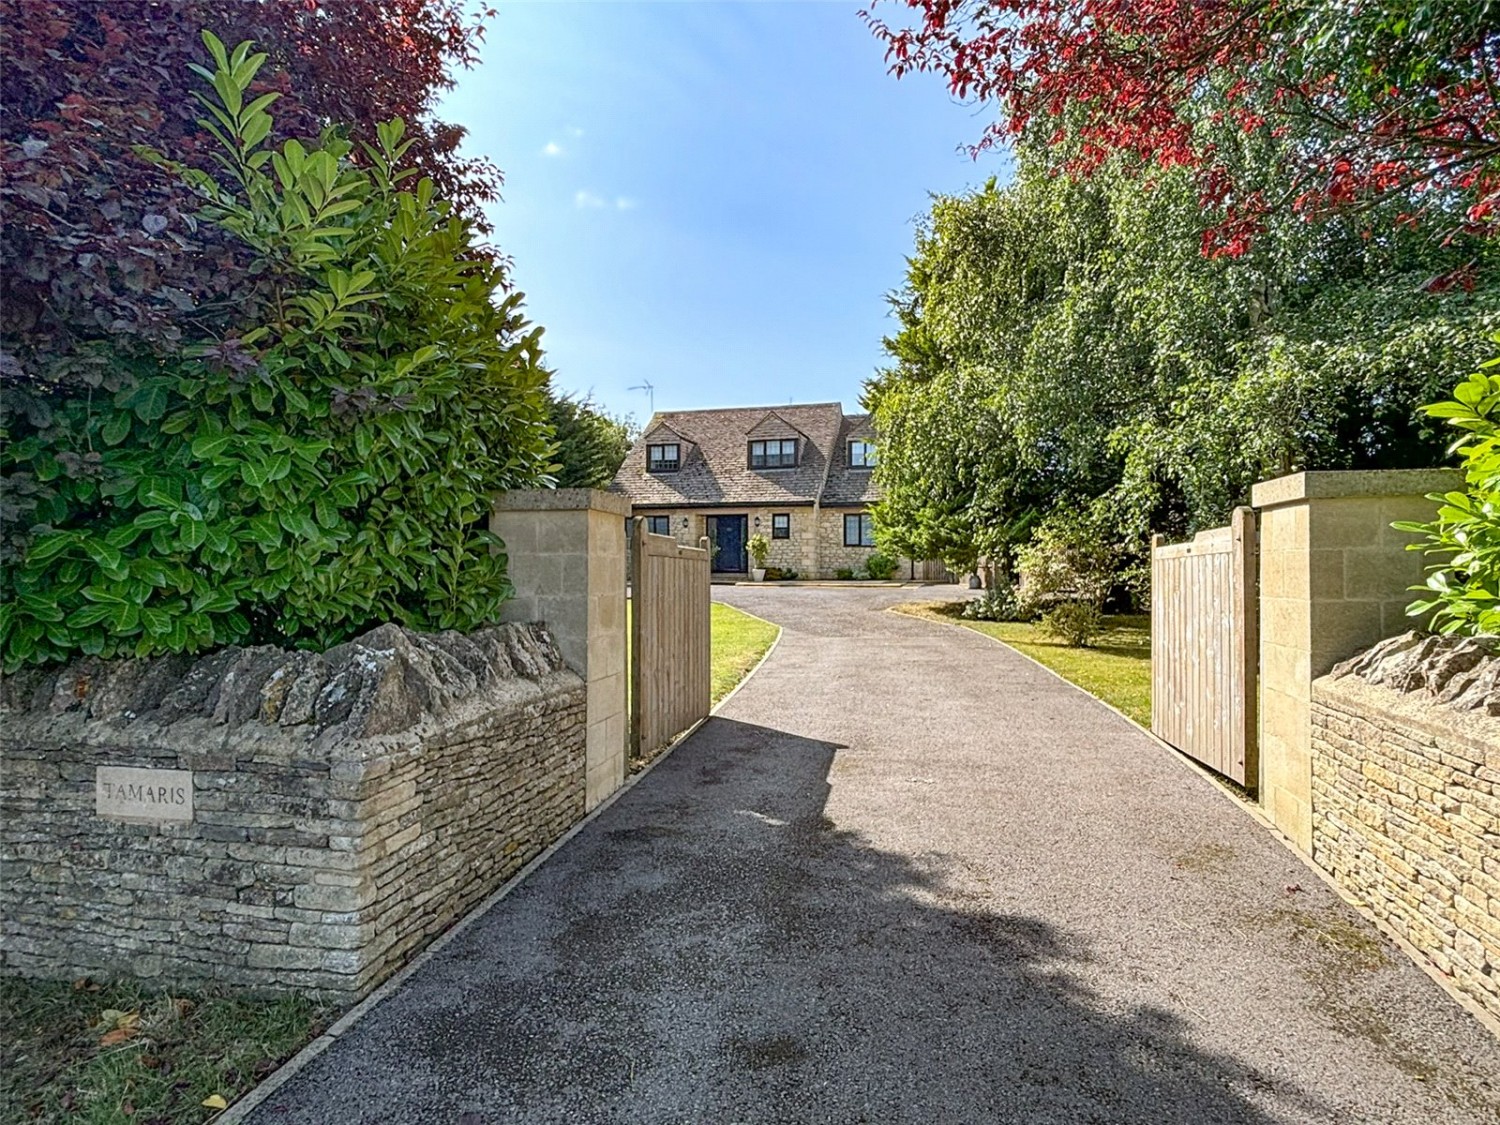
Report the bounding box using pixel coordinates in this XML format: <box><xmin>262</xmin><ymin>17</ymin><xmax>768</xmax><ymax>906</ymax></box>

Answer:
<box><xmin>1251</xmin><ymin>469</ymin><xmax>1460</xmax><ymax>510</ymax></box>
<box><xmin>1312</xmin><ymin>673</ymin><xmax>1500</xmax><ymax>765</ymax></box>
<box><xmin>492</xmin><ymin>488</ymin><xmax>632</xmax><ymax>517</ymax></box>
<box><xmin>0</xmin><ymin>668</ymin><xmax>582</xmax><ymax>762</ymax></box>
<box><xmin>0</xmin><ymin>623</ymin><xmax>582</xmax><ymax>758</ymax></box>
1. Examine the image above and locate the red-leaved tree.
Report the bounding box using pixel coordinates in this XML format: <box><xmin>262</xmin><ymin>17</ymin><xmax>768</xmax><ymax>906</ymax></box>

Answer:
<box><xmin>864</xmin><ymin>1</ymin><xmax>1499</xmax><ymax>265</ymax></box>
<box><xmin>0</xmin><ymin>0</ymin><xmax>497</xmax><ymax>392</ymax></box>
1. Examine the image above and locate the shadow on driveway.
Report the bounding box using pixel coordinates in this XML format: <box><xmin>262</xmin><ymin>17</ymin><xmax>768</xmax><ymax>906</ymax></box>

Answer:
<box><xmin>251</xmin><ymin>717</ymin><xmax>1320</xmax><ymax>1125</ymax></box>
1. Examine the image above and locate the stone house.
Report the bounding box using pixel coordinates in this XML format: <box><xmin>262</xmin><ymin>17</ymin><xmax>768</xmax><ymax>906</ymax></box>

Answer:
<box><xmin>610</xmin><ymin>402</ymin><xmax>940</xmax><ymax>580</ymax></box>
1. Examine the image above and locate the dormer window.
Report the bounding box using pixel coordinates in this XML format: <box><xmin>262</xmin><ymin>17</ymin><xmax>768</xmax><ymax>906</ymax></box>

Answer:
<box><xmin>647</xmin><ymin>443</ymin><xmax>680</xmax><ymax>472</ymax></box>
<box><xmin>749</xmin><ymin>439</ymin><xmax>798</xmax><ymax>469</ymax></box>
<box><xmin>848</xmin><ymin>440</ymin><xmax>876</xmax><ymax>468</ymax></box>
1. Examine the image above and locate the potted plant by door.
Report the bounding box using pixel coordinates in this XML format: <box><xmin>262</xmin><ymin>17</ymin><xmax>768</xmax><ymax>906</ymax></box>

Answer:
<box><xmin>747</xmin><ymin>533</ymin><xmax>770</xmax><ymax>582</ymax></box>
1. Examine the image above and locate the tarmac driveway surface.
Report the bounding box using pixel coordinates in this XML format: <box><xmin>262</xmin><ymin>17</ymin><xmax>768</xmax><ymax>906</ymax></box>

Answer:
<box><xmin>247</xmin><ymin>586</ymin><xmax>1500</xmax><ymax>1124</ymax></box>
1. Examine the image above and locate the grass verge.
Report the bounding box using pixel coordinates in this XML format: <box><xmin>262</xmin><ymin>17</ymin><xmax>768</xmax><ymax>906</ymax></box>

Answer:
<box><xmin>625</xmin><ymin>601</ymin><xmax>781</xmax><ymax>707</ymax></box>
<box><xmin>895</xmin><ymin>601</ymin><xmax>1151</xmax><ymax>726</ymax></box>
<box><xmin>1</xmin><ymin>977</ymin><xmax>336</xmax><ymax>1124</ymax></box>
<box><xmin>711</xmin><ymin>602</ymin><xmax>780</xmax><ymax>703</ymax></box>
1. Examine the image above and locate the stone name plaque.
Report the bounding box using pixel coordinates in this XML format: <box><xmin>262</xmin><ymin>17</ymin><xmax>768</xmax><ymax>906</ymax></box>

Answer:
<box><xmin>95</xmin><ymin>766</ymin><xmax>194</xmax><ymax>823</ymax></box>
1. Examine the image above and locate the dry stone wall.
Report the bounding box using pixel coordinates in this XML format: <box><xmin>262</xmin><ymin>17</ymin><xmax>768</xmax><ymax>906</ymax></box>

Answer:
<box><xmin>1309</xmin><ymin>634</ymin><xmax>1500</xmax><ymax>1023</ymax></box>
<box><xmin>1</xmin><ymin>623</ymin><xmax>586</xmax><ymax>996</ymax></box>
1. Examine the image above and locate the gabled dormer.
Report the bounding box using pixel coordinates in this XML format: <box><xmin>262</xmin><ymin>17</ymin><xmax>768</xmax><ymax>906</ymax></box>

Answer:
<box><xmin>745</xmin><ymin>411</ymin><xmax>805</xmax><ymax>470</ymax></box>
<box><xmin>642</xmin><ymin>421</ymin><xmax>691</xmax><ymax>473</ymax></box>
<box><xmin>846</xmin><ymin>432</ymin><xmax>877</xmax><ymax>469</ymax></box>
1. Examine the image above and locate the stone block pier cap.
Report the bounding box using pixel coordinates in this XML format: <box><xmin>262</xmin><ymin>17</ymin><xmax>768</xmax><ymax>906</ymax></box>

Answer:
<box><xmin>492</xmin><ymin>487</ymin><xmax>632</xmax><ymax>517</ymax></box>
<box><xmin>1250</xmin><ymin>468</ymin><xmax>1460</xmax><ymax>509</ymax></box>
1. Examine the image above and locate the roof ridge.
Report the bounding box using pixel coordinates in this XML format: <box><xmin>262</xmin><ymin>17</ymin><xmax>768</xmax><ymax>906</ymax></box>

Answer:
<box><xmin>657</xmin><ymin>401</ymin><xmax>846</xmax><ymax>415</ymax></box>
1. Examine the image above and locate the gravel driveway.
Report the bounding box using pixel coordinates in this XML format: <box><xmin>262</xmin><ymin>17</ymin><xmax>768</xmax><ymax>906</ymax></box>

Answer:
<box><xmin>246</xmin><ymin>586</ymin><xmax>1500</xmax><ymax>1124</ymax></box>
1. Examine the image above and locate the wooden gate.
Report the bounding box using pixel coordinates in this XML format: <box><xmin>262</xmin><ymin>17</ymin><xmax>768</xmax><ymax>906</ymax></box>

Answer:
<box><xmin>1150</xmin><ymin>506</ymin><xmax>1258</xmax><ymax>788</ymax></box>
<box><xmin>630</xmin><ymin>522</ymin><xmax>711</xmax><ymax>759</ymax></box>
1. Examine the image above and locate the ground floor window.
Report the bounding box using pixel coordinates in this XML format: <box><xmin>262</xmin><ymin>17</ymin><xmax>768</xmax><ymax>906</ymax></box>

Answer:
<box><xmin>843</xmin><ymin>513</ymin><xmax>874</xmax><ymax>547</ymax></box>
<box><xmin>645</xmin><ymin>515</ymin><xmax>671</xmax><ymax>536</ymax></box>
<box><xmin>771</xmin><ymin>513</ymin><xmax>790</xmax><ymax>539</ymax></box>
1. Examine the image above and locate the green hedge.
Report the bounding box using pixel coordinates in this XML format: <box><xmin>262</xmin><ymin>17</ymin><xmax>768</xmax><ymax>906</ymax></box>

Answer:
<box><xmin>0</xmin><ymin>35</ymin><xmax>553</xmax><ymax>670</ymax></box>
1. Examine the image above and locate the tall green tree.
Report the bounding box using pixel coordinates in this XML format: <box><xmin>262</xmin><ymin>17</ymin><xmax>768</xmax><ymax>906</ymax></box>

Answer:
<box><xmin>868</xmin><ymin>141</ymin><xmax>1498</xmax><ymax>566</ymax></box>
<box><xmin>546</xmin><ymin>393</ymin><xmax>636</xmax><ymax>490</ymax></box>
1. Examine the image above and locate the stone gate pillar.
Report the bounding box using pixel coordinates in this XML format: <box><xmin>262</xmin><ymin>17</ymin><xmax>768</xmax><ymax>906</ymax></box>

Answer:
<box><xmin>1250</xmin><ymin>469</ymin><xmax>1456</xmax><ymax>852</ymax></box>
<box><xmin>491</xmin><ymin>489</ymin><xmax>631</xmax><ymax>810</ymax></box>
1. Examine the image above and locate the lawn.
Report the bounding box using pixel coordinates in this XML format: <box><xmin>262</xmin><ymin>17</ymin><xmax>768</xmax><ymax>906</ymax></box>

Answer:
<box><xmin>710</xmin><ymin>601</ymin><xmax>780</xmax><ymax>703</ymax></box>
<box><xmin>896</xmin><ymin>601</ymin><xmax>1152</xmax><ymax>726</ymax></box>
<box><xmin>625</xmin><ymin>600</ymin><xmax>780</xmax><ymax>707</ymax></box>
<box><xmin>0</xmin><ymin>977</ymin><xmax>335</xmax><ymax>1125</ymax></box>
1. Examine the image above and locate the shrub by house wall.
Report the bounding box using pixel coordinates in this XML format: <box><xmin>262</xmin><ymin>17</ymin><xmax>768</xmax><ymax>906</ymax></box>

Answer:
<box><xmin>1</xmin><ymin>623</ymin><xmax>586</xmax><ymax>996</ymax></box>
<box><xmin>816</xmin><ymin>508</ymin><xmax>879</xmax><ymax>578</ymax></box>
<box><xmin>1310</xmin><ymin>655</ymin><xmax>1500</xmax><ymax>1023</ymax></box>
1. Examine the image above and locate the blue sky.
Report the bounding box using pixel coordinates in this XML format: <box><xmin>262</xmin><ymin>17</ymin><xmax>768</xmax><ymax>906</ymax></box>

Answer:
<box><xmin>440</xmin><ymin>0</ymin><xmax>1007</xmax><ymax>425</ymax></box>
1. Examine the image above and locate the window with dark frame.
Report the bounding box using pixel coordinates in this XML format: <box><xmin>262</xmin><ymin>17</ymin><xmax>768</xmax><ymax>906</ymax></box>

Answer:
<box><xmin>748</xmin><ymin>438</ymin><xmax>798</xmax><ymax>469</ymax></box>
<box><xmin>843</xmin><ymin>513</ymin><xmax>874</xmax><ymax>547</ymax></box>
<box><xmin>771</xmin><ymin>513</ymin><xmax>790</xmax><ymax>539</ymax></box>
<box><xmin>848</xmin><ymin>439</ymin><xmax>876</xmax><ymax>468</ymax></box>
<box><xmin>645</xmin><ymin>515</ymin><xmax>671</xmax><ymax>536</ymax></box>
<box><xmin>647</xmin><ymin>443</ymin><xmax>680</xmax><ymax>472</ymax></box>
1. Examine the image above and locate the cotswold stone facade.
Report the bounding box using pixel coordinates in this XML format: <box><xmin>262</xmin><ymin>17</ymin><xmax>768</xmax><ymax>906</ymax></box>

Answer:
<box><xmin>817</xmin><ymin>508</ymin><xmax>878</xmax><ymax>577</ymax></box>
<box><xmin>1309</xmin><ymin>653</ymin><xmax>1500</xmax><ymax>1023</ymax></box>
<box><xmin>639</xmin><ymin>506</ymin><xmax>820</xmax><ymax>576</ymax></box>
<box><xmin>1</xmin><ymin>623</ymin><xmax>585</xmax><ymax>996</ymax></box>
<box><xmin>613</xmin><ymin>403</ymin><xmax>945</xmax><ymax>580</ymax></box>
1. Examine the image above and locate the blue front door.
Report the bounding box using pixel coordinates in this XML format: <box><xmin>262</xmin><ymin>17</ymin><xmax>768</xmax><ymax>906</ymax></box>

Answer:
<box><xmin>708</xmin><ymin>515</ymin><xmax>748</xmax><ymax>573</ymax></box>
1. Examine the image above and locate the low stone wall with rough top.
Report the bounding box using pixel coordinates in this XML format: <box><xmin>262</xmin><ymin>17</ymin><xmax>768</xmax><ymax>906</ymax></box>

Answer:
<box><xmin>1</xmin><ymin>622</ymin><xmax>586</xmax><ymax>996</ymax></box>
<box><xmin>1310</xmin><ymin>634</ymin><xmax>1500</xmax><ymax>1023</ymax></box>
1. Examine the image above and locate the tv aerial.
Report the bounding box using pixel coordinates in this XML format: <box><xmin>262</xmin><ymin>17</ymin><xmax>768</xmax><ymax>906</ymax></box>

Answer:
<box><xmin>628</xmin><ymin>380</ymin><xmax>655</xmax><ymax>415</ymax></box>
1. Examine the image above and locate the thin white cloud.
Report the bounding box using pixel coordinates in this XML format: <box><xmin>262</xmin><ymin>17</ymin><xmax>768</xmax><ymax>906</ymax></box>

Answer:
<box><xmin>567</xmin><ymin>125</ymin><xmax>584</xmax><ymax>138</ymax></box>
<box><xmin>542</xmin><ymin>141</ymin><xmax>563</xmax><ymax>157</ymax></box>
<box><xmin>574</xmin><ymin>190</ymin><xmax>605</xmax><ymax>209</ymax></box>
<box><xmin>615</xmin><ymin>197</ymin><xmax>636</xmax><ymax>211</ymax></box>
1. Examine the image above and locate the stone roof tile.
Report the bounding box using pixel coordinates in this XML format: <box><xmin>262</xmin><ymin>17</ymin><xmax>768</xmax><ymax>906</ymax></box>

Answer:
<box><xmin>611</xmin><ymin>403</ymin><xmax>854</xmax><ymax>507</ymax></box>
<box><xmin>820</xmin><ymin>413</ymin><xmax>880</xmax><ymax>507</ymax></box>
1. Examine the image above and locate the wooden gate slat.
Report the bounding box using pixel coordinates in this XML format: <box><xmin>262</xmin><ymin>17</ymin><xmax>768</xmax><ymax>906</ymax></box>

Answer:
<box><xmin>630</xmin><ymin>521</ymin><xmax>711</xmax><ymax>759</ymax></box>
<box><xmin>1150</xmin><ymin>508</ymin><xmax>1258</xmax><ymax>788</ymax></box>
